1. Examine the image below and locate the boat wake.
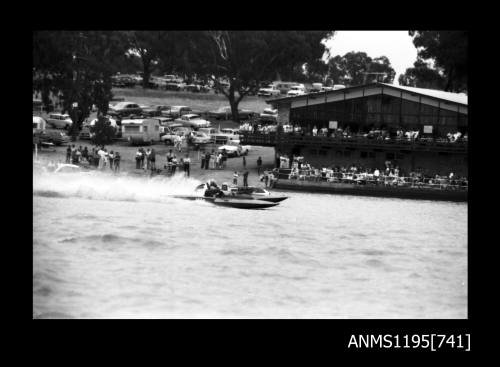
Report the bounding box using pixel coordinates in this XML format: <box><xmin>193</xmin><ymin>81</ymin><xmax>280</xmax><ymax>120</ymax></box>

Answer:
<box><xmin>33</xmin><ymin>171</ymin><xmax>203</xmax><ymax>204</ymax></box>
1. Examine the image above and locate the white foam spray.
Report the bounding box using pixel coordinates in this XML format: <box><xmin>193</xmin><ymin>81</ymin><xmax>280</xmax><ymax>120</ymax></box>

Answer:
<box><xmin>33</xmin><ymin>170</ymin><xmax>203</xmax><ymax>204</ymax></box>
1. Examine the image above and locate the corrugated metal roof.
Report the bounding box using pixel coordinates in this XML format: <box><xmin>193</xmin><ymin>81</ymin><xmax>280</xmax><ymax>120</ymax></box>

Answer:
<box><xmin>267</xmin><ymin>82</ymin><xmax>468</xmax><ymax>106</ymax></box>
<box><xmin>380</xmin><ymin>83</ymin><xmax>468</xmax><ymax>105</ymax></box>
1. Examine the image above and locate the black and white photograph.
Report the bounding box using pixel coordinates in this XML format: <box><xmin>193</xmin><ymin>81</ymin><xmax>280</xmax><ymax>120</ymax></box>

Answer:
<box><xmin>33</xmin><ymin>30</ymin><xmax>468</xmax><ymax>320</ymax></box>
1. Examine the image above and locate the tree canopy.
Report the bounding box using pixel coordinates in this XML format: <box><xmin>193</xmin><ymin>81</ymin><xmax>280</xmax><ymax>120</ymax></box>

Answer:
<box><xmin>409</xmin><ymin>31</ymin><xmax>467</xmax><ymax>92</ymax></box>
<box><xmin>33</xmin><ymin>30</ymin><xmax>334</xmax><ymax>124</ymax></box>
<box><xmin>327</xmin><ymin>51</ymin><xmax>396</xmax><ymax>86</ymax></box>
<box><xmin>33</xmin><ymin>31</ymin><xmax>128</xmax><ymax>139</ymax></box>
<box><xmin>398</xmin><ymin>59</ymin><xmax>447</xmax><ymax>90</ymax></box>
<box><xmin>181</xmin><ymin>31</ymin><xmax>333</xmax><ymax>121</ymax></box>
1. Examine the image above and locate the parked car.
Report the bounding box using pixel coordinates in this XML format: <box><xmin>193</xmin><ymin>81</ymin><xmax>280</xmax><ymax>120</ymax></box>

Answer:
<box><xmin>198</xmin><ymin>127</ymin><xmax>218</xmax><ymax>136</ymax></box>
<box><xmin>161</xmin><ymin>106</ymin><xmax>193</xmax><ymax>118</ymax></box>
<box><xmin>175</xmin><ymin>114</ymin><xmax>211</xmax><ymax>128</ymax></box>
<box><xmin>257</xmin><ymin>85</ymin><xmax>281</xmax><ymax>97</ymax></box>
<box><xmin>309</xmin><ymin>83</ymin><xmax>322</xmax><ymax>92</ymax></box>
<box><xmin>112</xmin><ymin>75</ymin><xmax>136</xmax><ymax>88</ymax></box>
<box><xmin>36</xmin><ymin>130</ymin><xmax>71</xmax><ymax>146</ymax></box>
<box><xmin>185</xmin><ymin>83</ymin><xmax>210</xmax><ymax>93</ymax></box>
<box><xmin>156</xmin><ymin>116</ymin><xmax>174</xmax><ymax>125</ymax></box>
<box><xmin>259</xmin><ymin>108</ymin><xmax>278</xmax><ymax>123</ymax></box>
<box><xmin>217</xmin><ymin>143</ymin><xmax>250</xmax><ymax>157</ymax></box>
<box><xmin>108</xmin><ymin>102</ymin><xmax>143</xmax><ymax>117</ymax></box>
<box><xmin>190</xmin><ymin>131</ymin><xmax>212</xmax><ymax>145</ymax></box>
<box><xmin>220</xmin><ymin>128</ymin><xmax>240</xmax><ymax>136</ymax></box>
<box><xmin>207</xmin><ymin>106</ymin><xmax>256</xmax><ymax>120</ymax></box>
<box><xmin>287</xmin><ymin>85</ymin><xmax>306</xmax><ymax>96</ymax></box>
<box><xmin>46</xmin><ymin>113</ymin><xmax>73</xmax><ymax>130</ymax></box>
<box><xmin>160</xmin><ymin>127</ymin><xmax>192</xmax><ymax>145</ymax></box>
<box><xmin>165</xmin><ymin>81</ymin><xmax>186</xmax><ymax>91</ymax></box>
<box><xmin>142</xmin><ymin>105</ymin><xmax>172</xmax><ymax>117</ymax></box>
<box><xmin>149</xmin><ymin>77</ymin><xmax>169</xmax><ymax>89</ymax></box>
<box><xmin>33</xmin><ymin>116</ymin><xmax>47</xmax><ymax>134</ymax></box>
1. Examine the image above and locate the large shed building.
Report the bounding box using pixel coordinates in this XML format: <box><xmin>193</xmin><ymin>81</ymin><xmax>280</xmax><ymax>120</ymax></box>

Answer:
<box><xmin>241</xmin><ymin>82</ymin><xmax>468</xmax><ymax>176</ymax></box>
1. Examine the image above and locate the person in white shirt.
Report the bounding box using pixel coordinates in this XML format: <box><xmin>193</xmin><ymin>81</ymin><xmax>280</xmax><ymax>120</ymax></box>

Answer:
<box><xmin>135</xmin><ymin>149</ymin><xmax>142</xmax><ymax>169</ymax></box>
<box><xmin>98</xmin><ymin>148</ymin><xmax>106</xmax><ymax>169</ymax></box>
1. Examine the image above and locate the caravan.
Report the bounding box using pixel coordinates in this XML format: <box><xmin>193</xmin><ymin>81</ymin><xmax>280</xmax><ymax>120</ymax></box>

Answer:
<box><xmin>33</xmin><ymin>116</ymin><xmax>47</xmax><ymax>134</ymax></box>
<box><xmin>121</xmin><ymin>118</ymin><xmax>162</xmax><ymax>145</ymax></box>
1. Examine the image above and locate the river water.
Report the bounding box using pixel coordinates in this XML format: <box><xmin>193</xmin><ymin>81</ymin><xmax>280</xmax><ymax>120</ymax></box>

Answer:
<box><xmin>33</xmin><ymin>170</ymin><xmax>467</xmax><ymax>318</ymax></box>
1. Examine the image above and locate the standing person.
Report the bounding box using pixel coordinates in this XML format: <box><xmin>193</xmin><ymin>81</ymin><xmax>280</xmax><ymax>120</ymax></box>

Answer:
<box><xmin>205</xmin><ymin>151</ymin><xmax>211</xmax><ymax>170</ymax></box>
<box><xmin>171</xmin><ymin>155</ymin><xmax>177</xmax><ymax>175</ymax></box>
<box><xmin>183</xmin><ymin>154</ymin><xmax>191</xmax><ymax>177</ymax></box>
<box><xmin>243</xmin><ymin>170</ymin><xmax>249</xmax><ymax>187</ymax></box>
<box><xmin>139</xmin><ymin>147</ymin><xmax>145</xmax><ymax>170</ymax></box>
<box><xmin>215</xmin><ymin>153</ymin><xmax>221</xmax><ymax>169</ymax></box>
<box><xmin>103</xmin><ymin>149</ymin><xmax>109</xmax><ymax>169</ymax></box>
<box><xmin>75</xmin><ymin>147</ymin><xmax>82</xmax><ymax>164</ymax></box>
<box><xmin>201</xmin><ymin>150</ymin><xmax>206</xmax><ymax>169</ymax></box>
<box><xmin>263</xmin><ymin>171</ymin><xmax>269</xmax><ymax>187</ymax></box>
<box><xmin>82</xmin><ymin>146</ymin><xmax>89</xmax><ymax>163</ymax></box>
<box><xmin>97</xmin><ymin>147</ymin><xmax>105</xmax><ymax>169</ymax></box>
<box><xmin>145</xmin><ymin>148</ymin><xmax>151</xmax><ymax>170</ymax></box>
<box><xmin>114</xmin><ymin>152</ymin><xmax>120</xmax><ymax>172</ymax></box>
<box><xmin>233</xmin><ymin>171</ymin><xmax>239</xmax><ymax>185</ymax></box>
<box><xmin>166</xmin><ymin>149</ymin><xmax>174</xmax><ymax>163</ymax></box>
<box><xmin>257</xmin><ymin>156</ymin><xmax>262</xmax><ymax>175</ymax></box>
<box><xmin>150</xmin><ymin>148</ymin><xmax>156</xmax><ymax>171</ymax></box>
<box><xmin>242</xmin><ymin>155</ymin><xmax>246</xmax><ymax>169</ymax></box>
<box><xmin>66</xmin><ymin>146</ymin><xmax>71</xmax><ymax>163</ymax></box>
<box><xmin>93</xmin><ymin>149</ymin><xmax>100</xmax><ymax>167</ymax></box>
<box><xmin>135</xmin><ymin>149</ymin><xmax>142</xmax><ymax>169</ymax></box>
<box><xmin>210</xmin><ymin>150</ymin><xmax>215</xmax><ymax>169</ymax></box>
<box><xmin>175</xmin><ymin>135</ymin><xmax>183</xmax><ymax>152</ymax></box>
<box><xmin>108</xmin><ymin>150</ymin><xmax>114</xmax><ymax>170</ymax></box>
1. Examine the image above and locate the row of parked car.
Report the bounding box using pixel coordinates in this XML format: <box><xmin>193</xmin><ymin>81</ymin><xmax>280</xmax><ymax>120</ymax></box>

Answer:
<box><xmin>112</xmin><ymin>73</ymin><xmax>215</xmax><ymax>93</ymax></box>
<box><xmin>257</xmin><ymin>82</ymin><xmax>347</xmax><ymax>98</ymax></box>
<box><xmin>106</xmin><ymin>101</ymin><xmax>259</xmax><ymax>121</ymax></box>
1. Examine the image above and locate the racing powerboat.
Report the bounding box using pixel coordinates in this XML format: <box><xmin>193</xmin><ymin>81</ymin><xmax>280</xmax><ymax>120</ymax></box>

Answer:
<box><xmin>195</xmin><ymin>182</ymin><xmax>288</xmax><ymax>203</ymax></box>
<box><xmin>171</xmin><ymin>182</ymin><xmax>286</xmax><ymax>209</ymax></box>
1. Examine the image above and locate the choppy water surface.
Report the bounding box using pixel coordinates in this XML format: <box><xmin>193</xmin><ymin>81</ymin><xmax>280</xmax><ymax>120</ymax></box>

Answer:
<box><xmin>33</xmin><ymin>171</ymin><xmax>467</xmax><ymax>318</ymax></box>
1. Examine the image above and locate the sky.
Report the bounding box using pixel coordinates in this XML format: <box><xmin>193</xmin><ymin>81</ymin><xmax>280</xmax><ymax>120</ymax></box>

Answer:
<box><xmin>323</xmin><ymin>31</ymin><xmax>419</xmax><ymax>85</ymax></box>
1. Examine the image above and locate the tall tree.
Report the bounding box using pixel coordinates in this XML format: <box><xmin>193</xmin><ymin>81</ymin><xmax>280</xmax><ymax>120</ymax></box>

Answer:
<box><xmin>127</xmin><ymin>31</ymin><xmax>180</xmax><ymax>88</ymax></box>
<box><xmin>327</xmin><ymin>51</ymin><xmax>396</xmax><ymax>86</ymax></box>
<box><xmin>409</xmin><ymin>31</ymin><xmax>467</xmax><ymax>92</ymax></box>
<box><xmin>398</xmin><ymin>59</ymin><xmax>447</xmax><ymax>89</ymax></box>
<box><xmin>33</xmin><ymin>31</ymin><xmax>128</xmax><ymax>139</ymax></box>
<box><xmin>182</xmin><ymin>31</ymin><xmax>333</xmax><ymax>122</ymax></box>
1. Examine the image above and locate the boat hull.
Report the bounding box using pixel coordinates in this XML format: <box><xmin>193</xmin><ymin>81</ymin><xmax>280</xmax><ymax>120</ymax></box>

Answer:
<box><xmin>172</xmin><ymin>195</ymin><xmax>278</xmax><ymax>209</ymax></box>
<box><xmin>212</xmin><ymin>198</ymin><xmax>278</xmax><ymax>209</ymax></box>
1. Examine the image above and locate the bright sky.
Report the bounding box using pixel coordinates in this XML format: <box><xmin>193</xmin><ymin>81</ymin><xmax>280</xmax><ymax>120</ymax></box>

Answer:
<box><xmin>324</xmin><ymin>31</ymin><xmax>419</xmax><ymax>85</ymax></box>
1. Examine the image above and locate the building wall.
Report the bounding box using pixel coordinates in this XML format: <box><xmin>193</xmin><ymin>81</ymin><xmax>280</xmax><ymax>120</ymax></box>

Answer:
<box><xmin>277</xmin><ymin>103</ymin><xmax>290</xmax><ymax>125</ymax></box>
<box><xmin>289</xmin><ymin>94</ymin><xmax>467</xmax><ymax>136</ymax></box>
<box><xmin>281</xmin><ymin>145</ymin><xmax>468</xmax><ymax>177</ymax></box>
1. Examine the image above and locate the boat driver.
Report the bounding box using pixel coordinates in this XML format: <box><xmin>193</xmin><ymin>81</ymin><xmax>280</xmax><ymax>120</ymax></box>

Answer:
<box><xmin>204</xmin><ymin>180</ymin><xmax>224</xmax><ymax>198</ymax></box>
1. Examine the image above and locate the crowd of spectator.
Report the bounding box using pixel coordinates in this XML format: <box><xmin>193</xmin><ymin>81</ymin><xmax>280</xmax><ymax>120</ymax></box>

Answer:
<box><xmin>241</xmin><ymin>122</ymin><xmax>468</xmax><ymax>144</ymax></box>
<box><xmin>277</xmin><ymin>155</ymin><xmax>468</xmax><ymax>190</ymax></box>
<box><xmin>66</xmin><ymin>144</ymin><xmax>121</xmax><ymax>172</ymax></box>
